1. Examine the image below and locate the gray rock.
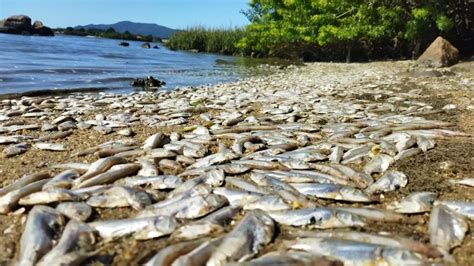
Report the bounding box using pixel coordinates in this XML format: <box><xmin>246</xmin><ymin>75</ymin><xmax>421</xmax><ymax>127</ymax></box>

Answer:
<box><xmin>417</xmin><ymin>37</ymin><xmax>459</xmax><ymax>68</ymax></box>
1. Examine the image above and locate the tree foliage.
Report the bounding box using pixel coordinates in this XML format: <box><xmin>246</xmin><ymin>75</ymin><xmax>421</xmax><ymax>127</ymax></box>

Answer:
<box><xmin>237</xmin><ymin>0</ymin><xmax>472</xmax><ymax>60</ymax></box>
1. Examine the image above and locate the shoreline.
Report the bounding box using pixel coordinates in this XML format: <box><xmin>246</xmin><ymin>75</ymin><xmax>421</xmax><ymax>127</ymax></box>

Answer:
<box><xmin>0</xmin><ymin>61</ymin><xmax>473</xmax><ymax>264</ymax></box>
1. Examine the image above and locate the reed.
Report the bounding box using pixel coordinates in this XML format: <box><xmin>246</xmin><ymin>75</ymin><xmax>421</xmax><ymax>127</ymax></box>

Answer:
<box><xmin>166</xmin><ymin>26</ymin><xmax>245</xmax><ymax>55</ymax></box>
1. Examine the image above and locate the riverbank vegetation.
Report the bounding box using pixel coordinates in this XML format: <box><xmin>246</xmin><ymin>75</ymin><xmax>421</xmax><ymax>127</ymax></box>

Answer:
<box><xmin>166</xmin><ymin>26</ymin><xmax>245</xmax><ymax>55</ymax></box>
<box><xmin>166</xmin><ymin>0</ymin><xmax>473</xmax><ymax>61</ymax></box>
<box><xmin>55</xmin><ymin>27</ymin><xmax>158</xmax><ymax>42</ymax></box>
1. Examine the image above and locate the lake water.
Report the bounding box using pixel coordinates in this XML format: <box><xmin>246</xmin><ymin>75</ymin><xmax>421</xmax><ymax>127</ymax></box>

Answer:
<box><xmin>0</xmin><ymin>34</ymin><xmax>260</xmax><ymax>95</ymax></box>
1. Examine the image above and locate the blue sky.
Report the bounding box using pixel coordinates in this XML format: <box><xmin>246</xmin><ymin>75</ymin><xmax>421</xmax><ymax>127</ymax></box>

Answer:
<box><xmin>0</xmin><ymin>0</ymin><xmax>250</xmax><ymax>29</ymax></box>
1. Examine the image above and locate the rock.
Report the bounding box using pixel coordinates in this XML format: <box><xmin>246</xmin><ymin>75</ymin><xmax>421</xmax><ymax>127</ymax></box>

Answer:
<box><xmin>0</xmin><ymin>20</ymin><xmax>4</xmax><ymax>27</ymax></box>
<box><xmin>131</xmin><ymin>76</ymin><xmax>166</xmax><ymax>90</ymax></box>
<box><xmin>141</xmin><ymin>42</ymin><xmax>151</xmax><ymax>49</ymax></box>
<box><xmin>33</xmin><ymin>26</ymin><xmax>54</xmax><ymax>36</ymax></box>
<box><xmin>32</xmin><ymin>20</ymin><xmax>44</xmax><ymax>29</ymax></box>
<box><xmin>3</xmin><ymin>15</ymin><xmax>32</xmax><ymax>34</ymax></box>
<box><xmin>153</xmin><ymin>45</ymin><xmax>159</xmax><ymax>49</ymax></box>
<box><xmin>417</xmin><ymin>37</ymin><xmax>460</xmax><ymax>67</ymax></box>
<box><xmin>119</xmin><ymin>42</ymin><xmax>130</xmax><ymax>47</ymax></box>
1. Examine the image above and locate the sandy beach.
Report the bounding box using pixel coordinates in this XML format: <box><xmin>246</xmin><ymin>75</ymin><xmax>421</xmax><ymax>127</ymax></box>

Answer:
<box><xmin>1</xmin><ymin>60</ymin><xmax>473</xmax><ymax>264</ymax></box>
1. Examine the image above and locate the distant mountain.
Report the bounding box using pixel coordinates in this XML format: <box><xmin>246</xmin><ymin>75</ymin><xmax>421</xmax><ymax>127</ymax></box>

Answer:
<box><xmin>75</xmin><ymin>21</ymin><xmax>176</xmax><ymax>38</ymax></box>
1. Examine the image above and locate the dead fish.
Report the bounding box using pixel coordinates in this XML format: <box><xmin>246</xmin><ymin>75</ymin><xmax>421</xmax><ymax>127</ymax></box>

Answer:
<box><xmin>341</xmin><ymin>145</ymin><xmax>372</xmax><ymax>164</ymax></box>
<box><xmin>96</xmin><ymin>145</ymin><xmax>138</xmax><ymax>158</ymax></box>
<box><xmin>429</xmin><ymin>205</ymin><xmax>468</xmax><ymax>252</ymax></box>
<box><xmin>144</xmin><ymin>239</ymin><xmax>207</xmax><ymax>266</ymax></box>
<box><xmin>136</xmin><ymin>194</ymin><xmax>227</xmax><ymax>219</ymax></box>
<box><xmin>435</xmin><ymin>200</ymin><xmax>474</xmax><ymax>219</ymax></box>
<box><xmin>365</xmin><ymin>170</ymin><xmax>408</xmax><ymax>194</ymax></box>
<box><xmin>75</xmin><ymin>156</ymin><xmax>128</xmax><ymax>184</ymax></box>
<box><xmin>188</xmin><ymin>148</ymin><xmax>238</xmax><ymax>169</ymax></box>
<box><xmin>171</xmin><ymin>206</ymin><xmax>241</xmax><ymax>240</ymax></box>
<box><xmin>329</xmin><ymin>145</ymin><xmax>344</xmax><ymax>163</ymax></box>
<box><xmin>36</xmin><ymin>220</ymin><xmax>97</xmax><ymax>266</ymax></box>
<box><xmin>36</xmin><ymin>131</ymin><xmax>73</xmax><ymax>142</ymax></box>
<box><xmin>17</xmin><ymin>206</ymin><xmax>66</xmax><ymax>266</ymax></box>
<box><xmin>266</xmin><ymin>208</ymin><xmax>365</xmax><ymax>229</ymax></box>
<box><xmin>206</xmin><ymin>210</ymin><xmax>275</xmax><ymax>265</ymax></box>
<box><xmin>232</xmin><ymin>159</ymin><xmax>290</xmax><ymax>171</ymax></box>
<box><xmin>238</xmin><ymin>251</ymin><xmax>342</xmax><ymax>266</ymax></box>
<box><xmin>170</xmin><ymin>170</ymin><xmax>224</xmax><ymax>197</ymax></box>
<box><xmin>332</xmin><ymin>207</ymin><xmax>407</xmax><ymax>223</ymax></box>
<box><xmin>117</xmin><ymin>128</ymin><xmax>135</xmax><ymax>136</ymax></box>
<box><xmin>243</xmin><ymin>194</ymin><xmax>292</xmax><ymax>211</ymax></box>
<box><xmin>51</xmin><ymin>163</ymin><xmax>90</xmax><ymax>173</ymax></box>
<box><xmin>89</xmin><ymin>216</ymin><xmax>178</xmax><ymax>241</ymax></box>
<box><xmin>121</xmin><ymin>175</ymin><xmax>184</xmax><ymax>190</ymax></box>
<box><xmin>171</xmin><ymin>238</ymin><xmax>223</xmax><ymax>266</ymax></box>
<box><xmin>0</xmin><ymin>179</ymin><xmax>50</xmax><ymax>214</ymax></box>
<box><xmin>93</xmin><ymin>125</ymin><xmax>113</xmax><ymax>135</ymax></box>
<box><xmin>43</xmin><ymin>169</ymin><xmax>80</xmax><ymax>190</ymax></box>
<box><xmin>363</xmin><ymin>154</ymin><xmax>394</xmax><ymax>176</ymax></box>
<box><xmin>0</xmin><ymin>171</ymin><xmax>50</xmax><ymax>197</ymax></box>
<box><xmin>387</xmin><ymin>192</ymin><xmax>437</xmax><ymax>214</ymax></box>
<box><xmin>87</xmin><ymin>186</ymin><xmax>151</xmax><ymax>210</ymax></box>
<box><xmin>330</xmin><ymin>164</ymin><xmax>374</xmax><ymax>189</ymax></box>
<box><xmin>2</xmin><ymin>143</ymin><xmax>28</xmax><ymax>158</ymax></box>
<box><xmin>19</xmin><ymin>188</ymin><xmax>82</xmax><ymax>205</ymax></box>
<box><xmin>450</xmin><ymin>178</ymin><xmax>474</xmax><ymax>187</ymax></box>
<box><xmin>292</xmin><ymin>183</ymin><xmax>373</xmax><ymax>202</ymax></box>
<box><xmin>0</xmin><ymin>135</ymin><xmax>32</xmax><ymax>144</ymax></box>
<box><xmin>394</xmin><ymin>147</ymin><xmax>422</xmax><ymax>161</ymax></box>
<box><xmin>137</xmin><ymin>158</ymin><xmax>160</xmax><ymax>176</ymax></box>
<box><xmin>225</xmin><ymin>176</ymin><xmax>270</xmax><ymax>194</ymax></box>
<box><xmin>287</xmin><ymin>230</ymin><xmax>442</xmax><ymax>259</ymax></box>
<box><xmin>143</xmin><ymin>132</ymin><xmax>165</xmax><ymax>149</ymax></box>
<box><xmin>74</xmin><ymin>163</ymin><xmax>141</xmax><ymax>189</ymax></box>
<box><xmin>286</xmin><ymin>238</ymin><xmax>427</xmax><ymax>265</ymax></box>
<box><xmin>416</xmin><ymin>136</ymin><xmax>436</xmax><ymax>152</ymax></box>
<box><xmin>56</xmin><ymin>202</ymin><xmax>93</xmax><ymax>222</ymax></box>
<box><xmin>159</xmin><ymin>159</ymin><xmax>183</xmax><ymax>173</ymax></box>
<box><xmin>33</xmin><ymin>142</ymin><xmax>67</xmax><ymax>151</ymax></box>
<box><xmin>249</xmin><ymin>172</ymin><xmax>315</xmax><ymax>207</ymax></box>
<box><xmin>213</xmin><ymin>188</ymin><xmax>268</xmax><ymax>207</ymax></box>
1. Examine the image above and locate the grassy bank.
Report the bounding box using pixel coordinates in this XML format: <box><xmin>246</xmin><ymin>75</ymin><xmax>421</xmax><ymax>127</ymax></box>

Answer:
<box><xmin>166</xmin><ymin>26</ymin><xmax>245</xmax><ymax>55</ymax></box>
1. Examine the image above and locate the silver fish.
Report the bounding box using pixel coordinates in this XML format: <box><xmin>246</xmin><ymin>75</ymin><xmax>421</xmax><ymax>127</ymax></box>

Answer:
<box><xmin>387</xmin><ymin>192</ymin><xmax>437</xmax><ymax>214</ymax></box>
<box><xmin>172</xmin><ymin>238</ymin><xmax>224</xmax><ymax>266</ymax></box>
<box><xmin>332</xmin><ymin>207</ymin><xmax>407</xmax><ymax>223</ymax></box>
<box><xmin>144</xmin><ymin>239</ymin><xmax>206</xmax><ymax>266</ymax></box>
<box><xmin>189</xmin><ymin>148</ymin><xmax>238</xmax><ymax>169</ymax></box>
<box><xmin>75</xmin><ymin>156</ymin><xmax>128</xmax><ymax>184</ymax></box>
<box><xmin>87</xmin><ymin>186</ymin><xmax>151</xmax><ymax>210</ymax></box>
<box><xmin>292</xmin><ymin>183</ymin><xmax>373</xmax><ymax>202</ymax></box>
<box><xmin>238</xmin><ymin>250</ymin><xmax>341</xmax><ymax>266</ymax></box>
<box><xmin>143</xmin><ymin>132</ymin><xmax>165</xmax><ymax>149</ymax></box>
<box><xmin>287</xmin><ymin>230</ymin><xmax>442</xmax><ymax>259</ymax></box>
<box><xmin>121</xmin><ymin>175</ymin><xmax>184</xmax><ymax>190</ymax></box>
<box><xmin>224</xmin><ymin>176</ymin><xmax>270</xmax><ymax>194</ymax></box>
<box><xmin>329</xmin><ymin>145</ymin><xmax>344</xmax><ymax>163</ymax></box>
<box><xmin>89</xmin><ymin>216</ymin><xmax>178</xmax><ymax>241</ymax></box>
<box><xmin>0</xmin><ymin>179</ymin><xmax>50</xmax><ymax>214</ymax></box>
<box><xmin>363</xmin><ymin>154</ymin><xmax>394</xmax><ymax>176</ymax></box>
<box><xmin>243</xmin><ymin>195</ymin><xmax>291</xmax><ymax>211</ymax></box>
<box><xmin>170</xmin><ymin>169</ymin><xmax>224</xmax><ymax>197</ymax></box>
<box><xmin>429</xmin><ymin>205</ymin><xmax>468</xmax><ymax>252</ymax></box>
<box><xmin>365</xmin><ymin>170</ymin><xmax>407</xmax><ymax>194</ymax></box>
<box><xmin>206</xmin><ymin>210</ymin><xmax>275</xmax><ymax>265</ymax></box>
<box><xmin>171</xmin><ymin>206</ymin><xmax>240</xmax><ymax>240</ymax></box>
<box><xmin>450</xmin><ymin>178</ymin><xmax>474</xmax><ymax>187</ymax></box>
<box><xmin>286</xmin><ymin>238</ymin><xmax>427</xmax><ymax>265</ymax></box>
<box><xmin>137</xmin><ymin>194</ymin><xmax>227</xmax><ymax>219</ymax></box>
<box><xmin>435</xmin><ymin>200</ymin><xmax>474</xmax><ymax>219</ymax></box>
<box><xmin>266</xmin><ymin>208</ymin><xmax>365</xmax><ymax>229</ymax></box>
<box><xmin>213</xmin><ymin>188</ymin><xmax>267</xmax><ymax>206</ymax></box>
<box><xmin>416</xmin><ymin>136</ymin><xmax>436</xmax><ymax>152</ymax></box>
<box><xmin>34</xmin><ymin>142</ymin><xmax>67</xmax><ymax>151</ymax></box>
<box><xmin>137</xmin><ymin>158</ymin><xmax>160</xmax><ymax>176</ymax></box>
<box><xmin>0</xmin><ymin>171</ymin><xmax>50</xmax><ymax>197</ymax></box>
<box><xmin>43</xmin><ymin>169</ymin><xmax>80</xmax><ymax>190</ymax></box>
<box><xmin>36</xmin><ymin>220</ymin><xmax>97</xmax><ymax>266</ymax></box>
<box><xmin>19</xmin><ymin>188</ymin><xmax>82</xmax><ymax>205</ymax></box>
<box><xmin>56</xmin><ymin>202</ymin><xmax>92</xmax><ymax>222</ymax></box>
<box><xmin>2</xmin><ymin>143</ymin><xmax>28</xmax><ymax>158</ymax></box>
<box><xmin>18</xmin><ymin>206</ymin><xmax>66</xmax><ymax>266</ymax></box>
<box><xmin>74</xmin><ymin>163</ymin><xmax>141</xmax><ymax>188</ymax></box>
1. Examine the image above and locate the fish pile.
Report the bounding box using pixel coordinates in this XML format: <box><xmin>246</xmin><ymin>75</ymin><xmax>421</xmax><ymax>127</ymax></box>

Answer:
<box><xmin>0</xmin><ymin>63</ymin><xmax>473</xmax><ymax>265</ymax></box>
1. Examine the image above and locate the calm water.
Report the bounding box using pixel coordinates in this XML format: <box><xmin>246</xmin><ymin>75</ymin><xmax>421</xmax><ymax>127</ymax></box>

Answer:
<box><xmin>0</xmin><ymin>34</ymin><xmax>259</xmax><ymax>95</ymax></box>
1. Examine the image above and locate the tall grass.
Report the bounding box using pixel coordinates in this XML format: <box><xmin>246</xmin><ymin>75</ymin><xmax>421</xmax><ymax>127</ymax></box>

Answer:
<box><xmin>166</xmin><ymin>26</ymin><xmax>245</xmax><ymax>55</ymax></box>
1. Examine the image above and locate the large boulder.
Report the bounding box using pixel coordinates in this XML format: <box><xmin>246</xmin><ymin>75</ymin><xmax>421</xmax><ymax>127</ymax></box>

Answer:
<box><xmin>3</xmin><ymin>15</ymin><xmax>32</xmax><ymax>34</ymax></box>
<box><xmin>417</xmin><ymin>37</ymin><xmax>460</xmax><ymax>67</ymax></box>
<box><xmin>32</xmin><ymin>20</ymin><xmax>44</xmax><ymax>29</ymax></box>
<box><xmin>32</xmin><ymin>20</ymin><xmax>54</xmax><ymax>36</ymax></box>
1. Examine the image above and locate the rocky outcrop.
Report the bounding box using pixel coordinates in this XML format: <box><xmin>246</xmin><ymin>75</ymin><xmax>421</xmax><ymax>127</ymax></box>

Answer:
<box><xmin>119</xmin><ymin>42</ymin><xmax>130</xmax><ymax>47</ymax></box>
<box><xmin>417</xmin><ymin>37</ymin><xmax>459</xmax><ymax>67</ymax></box>
<box><xmin>131</xmin><ymin>76</ymin><xmax>166</xmax><ymax>90</ymax></box>
<box><xmin>141</xmin><ymin>42</ymin><xmax>151</xmax><ymax>49</ymax></box>
<box><xmin>0</xmin><ymin>15</ymin><xmax>54</xmax><ymax>36</ymax></box>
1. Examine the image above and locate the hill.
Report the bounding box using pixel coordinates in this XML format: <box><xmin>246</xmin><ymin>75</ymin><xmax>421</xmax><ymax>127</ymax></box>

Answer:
<box><xmin>75</xmin><ymin>21</ymin><xmax>176</xmax><ymax>38</ymax></box>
